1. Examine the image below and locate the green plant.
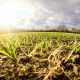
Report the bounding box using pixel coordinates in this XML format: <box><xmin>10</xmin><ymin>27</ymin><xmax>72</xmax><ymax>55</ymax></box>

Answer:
<box><xmin>0</xmin><ymin>39</ymin><xmax>20</xmax><ymax>60</ymax></box>
<box><xmin>0</xmin><ymin>39</ymin><xmax>20</xmax><ymax>79</ymax></box>
<box><xmin>30</xmin><ymin>41</ymin><xmax>44</xmax><ymax>56</ymax></box>
<box><xmin>55</xmin><ymin>37</ymin><xmax>61</xmax><ymax>47</ymax></box>
<box><xmin>73</xmin><ymin>38</ymin><xmax>80</xmax><ymax>53</ymax></box>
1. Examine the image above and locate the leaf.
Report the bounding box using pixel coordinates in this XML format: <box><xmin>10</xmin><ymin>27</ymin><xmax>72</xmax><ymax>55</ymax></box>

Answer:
<box><xmin>0</xmin><ymin>49</ymin><xmax>12</xmax><ymax>59</ymax></box>
<box><xmin>65</xmin><ymin>48</ymin><xmax>75</xmax><ymax>62</ymax></box>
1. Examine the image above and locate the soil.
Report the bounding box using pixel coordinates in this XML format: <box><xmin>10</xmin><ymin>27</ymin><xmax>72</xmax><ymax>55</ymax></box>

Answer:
<box><xmin>0</xmin><ymin>45</ymin><xmax>80</xmax><ymax>80</ymax></box>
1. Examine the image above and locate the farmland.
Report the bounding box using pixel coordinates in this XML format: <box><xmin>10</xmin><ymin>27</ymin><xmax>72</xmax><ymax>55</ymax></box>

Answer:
<box><xmin>0</xmin><ymin>32</ymin><xmax>80</xmax><ymax>80</ymax></box>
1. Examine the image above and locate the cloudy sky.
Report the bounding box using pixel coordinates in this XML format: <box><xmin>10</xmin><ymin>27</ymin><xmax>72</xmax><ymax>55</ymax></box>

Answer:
<box><xmin>0</xmin><ymin>0</ymin><xmax>80</xmax><ymax>30</ymax></box>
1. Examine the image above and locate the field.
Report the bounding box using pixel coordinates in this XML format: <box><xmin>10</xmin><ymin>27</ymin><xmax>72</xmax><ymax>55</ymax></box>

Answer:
<box><xmin>0</xmin><ymin>32</ymin><xmax>80</xmax><ymax>80</ymax></box>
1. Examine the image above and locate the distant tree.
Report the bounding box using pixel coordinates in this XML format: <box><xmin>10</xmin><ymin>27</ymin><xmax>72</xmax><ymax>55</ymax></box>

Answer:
<box><xmin>71</xmin><ymin>28</ymin><xmax>79</xmax><ymax>33</ymax></box>
<box><xmin>56</xmin><ymin>25</ymin><xmax>68</xmax><ymax>32</ymax></box>
<box><xmin>45</xmin><ymin>26</ymin><xmax>50</xmax><ymax>30</ymax></box>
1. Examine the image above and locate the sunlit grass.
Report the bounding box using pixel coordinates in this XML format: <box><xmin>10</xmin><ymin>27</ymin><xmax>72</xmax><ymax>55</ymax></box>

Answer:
<box><xmin>0</xmin><ymin>32</ymin><xmax>80</xmax><ymax>80</ymax></box>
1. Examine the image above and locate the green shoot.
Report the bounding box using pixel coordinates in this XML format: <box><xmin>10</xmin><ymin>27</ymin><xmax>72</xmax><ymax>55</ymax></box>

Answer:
<box><xmin>0</xmin><ymin>39</ymin><xmax>20</xmax><ymax>60</ymax></box>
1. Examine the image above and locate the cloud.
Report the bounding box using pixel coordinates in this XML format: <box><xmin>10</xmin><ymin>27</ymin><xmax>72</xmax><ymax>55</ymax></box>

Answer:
<box><xmin>0</xmin><ymin>0</ymin><xmax>80</xmax><ymax>30</ymax></box>
<box><xmin>25</xmin><ymin>0</ymin><xmax>80</xmax><ymax>28</ymax></box>
<box><xmin>20</xmin><ymin>0</ymin><xmax>80</xmax><ymax>29</ymax></box>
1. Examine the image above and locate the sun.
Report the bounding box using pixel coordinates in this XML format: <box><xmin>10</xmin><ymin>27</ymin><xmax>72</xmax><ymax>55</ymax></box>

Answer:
<box><xmin>0</xmin><ymin>0</ymin><xmax>36</xmax><ymax>31</ymax></box>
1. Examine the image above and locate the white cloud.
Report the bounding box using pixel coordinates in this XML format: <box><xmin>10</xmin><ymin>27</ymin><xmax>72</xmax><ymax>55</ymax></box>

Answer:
<box><xmin>0</xmin><ymin>0</ymin><xmax>80</xmax><ymax>30</ymax></box>
<box><xmin>0</xmin><ymin>0</ymin><xmax>37</xmax><ymax>30</ymax></box>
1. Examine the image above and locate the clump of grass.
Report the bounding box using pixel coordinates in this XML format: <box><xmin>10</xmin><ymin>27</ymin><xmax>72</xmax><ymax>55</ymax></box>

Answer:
<box><xmin>0</xmin><ymin>39</ymin><xmax>20</xmax><ymax>60</ymax></box>
<box><xmin>29</xmin><ymin>40</ymin><xmax>52</xmax><ymax>56</ymax></box>
<box><xmin>0</xmin><ymin>37</ymin><xmax>21</xmax><ymax>79</ymax></box>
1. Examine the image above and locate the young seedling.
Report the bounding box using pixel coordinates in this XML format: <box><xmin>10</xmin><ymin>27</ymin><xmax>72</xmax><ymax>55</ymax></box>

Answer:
<box><xmin>73</xmin><ymin>38</ymin><xmax>80</xmax><ymax>53</ymax></box>
<box><xmin>55</xmin><ymin>38</ymin><xmax>60</xmax><ymax>47</ymax></box>
<box><xmin>29</xmin><ymin>41</ymin><xmax>44</xmax><ymax>56</ymax></box>
<box><xmin>0</xmin><ymin>39</ymin><xmax>20</xmax><ymax>79</ymax></box>
<box><xmin>0</xmin><ymin>39</ymin><xmax>20</xmax><ymax>60</ymax></box>
<box><xmin>65</xmin><ymin>38</ymin><xmax>79</xmax><ymax>62</ymax></box>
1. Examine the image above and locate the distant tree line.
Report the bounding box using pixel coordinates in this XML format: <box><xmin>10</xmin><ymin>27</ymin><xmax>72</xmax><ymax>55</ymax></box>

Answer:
<box><xmin>11</xmin><ymin>25</ymin><xmax>80</xmax><ymax>34</ymax></box>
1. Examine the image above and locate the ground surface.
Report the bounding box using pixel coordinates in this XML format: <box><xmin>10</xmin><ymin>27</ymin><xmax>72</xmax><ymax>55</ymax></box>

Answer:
<box><xmin>0</xmin><ymin>32</ymin><xmax>80</xmax><ymax>80</ymax></box>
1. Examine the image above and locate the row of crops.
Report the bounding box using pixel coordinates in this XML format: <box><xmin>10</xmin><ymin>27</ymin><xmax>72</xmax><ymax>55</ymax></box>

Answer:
<box><xmin>0</xmin><ymin>32</ymin><xmax>80</xmax><ymax>80</ymax></box>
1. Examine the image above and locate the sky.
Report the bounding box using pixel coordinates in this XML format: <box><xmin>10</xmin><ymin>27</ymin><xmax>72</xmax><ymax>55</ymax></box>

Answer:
<box><xmin>0</xmin><ymin>0</ymin><xmax>80</xmax><ymax>30</ymax></box>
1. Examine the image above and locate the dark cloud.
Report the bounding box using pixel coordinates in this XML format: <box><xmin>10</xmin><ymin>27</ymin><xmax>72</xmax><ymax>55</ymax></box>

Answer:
<box><xmin>32</xmin><ymin>0</ymin><xmax>80</xmax><ymax>27</ymax></box>
<box><xmin>16</xmin><ymin>0</ymin><xmax>80</xmax><ymax>29</ymax></box>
